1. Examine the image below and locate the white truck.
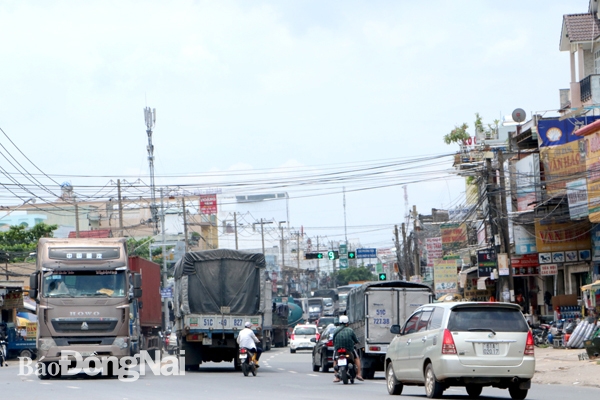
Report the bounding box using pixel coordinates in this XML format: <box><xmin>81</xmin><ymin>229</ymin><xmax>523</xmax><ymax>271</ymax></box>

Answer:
<box><xmin>346</xmin><ymin>281</ymin><xmax>434</xmax><ymax>379</ymax></box>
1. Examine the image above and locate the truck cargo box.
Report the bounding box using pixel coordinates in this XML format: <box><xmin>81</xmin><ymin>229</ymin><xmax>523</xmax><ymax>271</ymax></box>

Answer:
<box><xmin>129</xmin><ymin>256</ymin><xmax>162</xmax><ymax>327</ymax></box>
<box><xmin>173</xmin><ymin>249</ymin><xmax>266</xmax><ymax>316</ymax></box>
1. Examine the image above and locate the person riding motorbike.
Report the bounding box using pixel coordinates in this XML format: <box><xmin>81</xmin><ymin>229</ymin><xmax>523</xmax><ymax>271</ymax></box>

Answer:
<box><xmin>236</xmin><ymin>321</ymin><xmax>262</xmax><ymax>367</ymax></box>
<box><xmin>332</xmin><ymin>315</ymin><xmax>363</xmax><ymax>382</ymax></box>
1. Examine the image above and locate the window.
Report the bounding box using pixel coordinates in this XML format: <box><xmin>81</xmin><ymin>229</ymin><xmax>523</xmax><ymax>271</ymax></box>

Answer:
<box><xmin>447</xmin><ymin>306</ymin><xmax>529</xmax><ymax>332</ymax></box>
<box><xmin>417</xmin><ymin>310</ymin><xmax>433</xmax><ymax>332</ymax></box>
<box><xmin>429</xmin><ymin>307</ymin><xmax>445</xmax><ymax>330</ymax></box>
<box><xmin>402</xmin><ymin>312</ymin><xmax>421</xmax><ymax>335</ymax></box>
<box><xmin>595</xmin><ymin>49</ymin><xmax>600</xmax><ymax>75</ymax></box>
<box><xmin>294</xmin><ymin>327</ymin><xmax>317</xmax><ymax>335</ymax></box>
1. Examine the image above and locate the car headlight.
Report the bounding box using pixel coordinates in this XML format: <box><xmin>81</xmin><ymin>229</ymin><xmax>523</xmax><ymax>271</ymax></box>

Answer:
<box><xmin>113</xmin><ymin>337</ymin><xmax>129</xmax><ymax>349</ymax></box>
<box><xmin>39</xmin><ymin>338</ymin><xmax>56</xmax><ymax>351</ymax></box>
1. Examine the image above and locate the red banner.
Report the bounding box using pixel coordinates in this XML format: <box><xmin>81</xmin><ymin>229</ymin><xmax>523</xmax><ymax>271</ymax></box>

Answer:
<box><xmin>199</xmin><ymin>194</ymin><xmax>217</xmax><ymax>214</ymax></box>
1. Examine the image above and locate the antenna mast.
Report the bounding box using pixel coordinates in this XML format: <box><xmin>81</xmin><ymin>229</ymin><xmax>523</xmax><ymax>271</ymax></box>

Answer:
<box><xmin>144</xmin><ymin>107</ymin><xmax>158</xmax><ymax>235</ymax></box>
<box><xmin>403</xmin><ymin>185</ymin><xmax>410</xmax><ymax>226</ymax></box>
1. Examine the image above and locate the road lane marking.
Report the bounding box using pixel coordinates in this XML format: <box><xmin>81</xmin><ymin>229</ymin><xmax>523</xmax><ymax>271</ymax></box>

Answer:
<box><xmin>289</xmin><ymin>371</ymin><xmax>297</xmax><ymax>374</ymax></box>
<box><xmin>66</xmin><ymin>386</ymin><xmax>80</xmax><ymax>389</ymax></box>
<box><xmin>278</xmin><ymin>368</ymin><xmax>285</xmax><ymax>371</ymax></box>
<box><xmin>308</xmin><ymin>374</ymin><xmax>319</xmax><ymax>377</ymax></box>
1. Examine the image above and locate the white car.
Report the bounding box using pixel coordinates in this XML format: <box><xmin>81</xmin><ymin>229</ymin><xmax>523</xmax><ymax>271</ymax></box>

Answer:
<box><xmin>289</xmin><ymin>324</ymin><xmax>318</xmax><ymax>353</ymax></box>
<box><xmin>385</xmin><ymin>302</ymin><xmax>535</xmax><ymax>399</ymax></box>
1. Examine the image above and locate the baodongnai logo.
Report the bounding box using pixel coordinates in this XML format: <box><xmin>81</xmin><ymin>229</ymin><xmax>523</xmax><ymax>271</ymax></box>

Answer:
<box><xmin>18</xmin><ymin>350</ymin><xmax>185</xmax><ymax>382</ymax></box>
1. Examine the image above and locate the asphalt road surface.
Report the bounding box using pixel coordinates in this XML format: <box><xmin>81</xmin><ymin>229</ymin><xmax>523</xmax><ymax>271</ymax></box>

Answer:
<box><xmin>1</xmin><ymin>348</ymin><xmax>599</xmax><ymax>400</ymax></box>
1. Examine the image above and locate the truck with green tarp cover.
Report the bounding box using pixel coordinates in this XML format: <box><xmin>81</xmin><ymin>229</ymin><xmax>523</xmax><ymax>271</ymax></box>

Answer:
<box><xmin>172</xmin><ymin>249</ymin><xmax>272</xmax><ymax>371</ymax></box>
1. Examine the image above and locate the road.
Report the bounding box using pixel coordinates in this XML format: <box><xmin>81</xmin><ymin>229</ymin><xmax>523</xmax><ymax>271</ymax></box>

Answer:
<box><xmin>1</xmin><ymin>348</ymin><xmax>599</xmax><ymax>400</ymax></box>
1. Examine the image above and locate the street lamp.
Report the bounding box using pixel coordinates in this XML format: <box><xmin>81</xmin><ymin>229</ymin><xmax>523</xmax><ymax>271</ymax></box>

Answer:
<box><xmin>0</xmin><ymin>198</ymin><xmax>36</xmax><ymax>222</ymax></box>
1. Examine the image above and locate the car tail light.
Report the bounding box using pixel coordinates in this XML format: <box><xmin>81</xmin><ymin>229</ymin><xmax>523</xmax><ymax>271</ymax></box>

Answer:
<box><xmin>524</xmin><ymin>331</ymin><xmax>535</xmax><ymax>356</ymax></box>
<box><xmin>290</xmin><ymin>334</ymin><xmax>295</xmax><ymax>340</ymax></box>
<box><xmin>441</xmin><ymin>329</ymin><xmax>457</xmax><ymax>354</ymax></box>
<box><xmin>326</xmin><ymin>340</ymin><xmax>334</xmax><ymax>347</ymax></box>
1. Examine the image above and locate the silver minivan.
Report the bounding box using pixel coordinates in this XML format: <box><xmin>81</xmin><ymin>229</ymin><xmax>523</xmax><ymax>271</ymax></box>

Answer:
<box><xmin>385</xmin><ymin>302</ymin><xmax>535</xmax><ymax>399</ymax></box>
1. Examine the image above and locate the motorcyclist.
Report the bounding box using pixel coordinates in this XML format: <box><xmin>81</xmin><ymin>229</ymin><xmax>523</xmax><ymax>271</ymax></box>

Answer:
<box><xmin>236</xmin><ymin>321</ymin><xmax>262</xmax><ymax>367</ymax></box>
<box><xmin>332</xmin><ymin>315</ymin><xmax>363</xmax><ymax>382</ymax></box>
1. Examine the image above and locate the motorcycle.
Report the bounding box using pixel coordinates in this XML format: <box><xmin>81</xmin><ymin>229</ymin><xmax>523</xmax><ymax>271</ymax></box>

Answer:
<box><xmin>238</xmin><ymin>347</ymin><xmax>258</xmax><ymax>377</ymax></box>
<box><xmin>0</xmin><ymin>338</ymin><xmax>7</xmax><ymax>367</ymax></box>
<box><xmin>334</xmin><ymin>348</ymin><xmax>356</xmax><ymax>384</ymax></box>
<box><xmin>533</xmin><ymin>324</ymin><xmax>550</xmax><ymax>346</ymax></box>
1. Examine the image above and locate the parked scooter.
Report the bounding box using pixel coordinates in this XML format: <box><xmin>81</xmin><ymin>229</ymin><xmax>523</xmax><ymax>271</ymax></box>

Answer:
<box><xmin>533</xmin><ymin>324</ymin><xmax>550</xmax><ymax>346</ymax></box>
<box><xmin>238</xmin><ymin>347</ymin><xmax>258</xmax><ymax>377</ymax></box>
<box><xmin>334</xmin><ymin>348</ymin><xmax>356</xmax><ymax>384</ymax></box>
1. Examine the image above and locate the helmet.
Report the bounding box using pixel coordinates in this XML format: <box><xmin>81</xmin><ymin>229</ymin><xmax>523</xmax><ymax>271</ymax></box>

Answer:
<box><xmin>339</xmin><ymin>315</ymin><xmax>349</xmax><ymax>324</ymax></box>
<box><xmin>244</xmin><ymin>321</ymin><xmax>252</xmax><ymax>328</ymax></box>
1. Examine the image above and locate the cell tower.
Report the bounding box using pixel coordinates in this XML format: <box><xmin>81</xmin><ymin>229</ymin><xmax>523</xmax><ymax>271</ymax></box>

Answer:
<box><xmin>144</xmin><ymin>107</ymin><xmax>158</xmax><ymax>234</ymax></box>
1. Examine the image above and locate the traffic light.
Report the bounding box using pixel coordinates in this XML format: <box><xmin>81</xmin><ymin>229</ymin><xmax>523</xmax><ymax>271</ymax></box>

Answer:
<box><xmin>305</xmin><ymin>252</ymin><xmax>324</xmax><ymax>260</ymax></box>
<box><xmin>378</xmin><ymin>273</ymin><xmax>387</xmax><ymax>281</ymax></box>
<box><xmin>327</xmin><ymin>250</ymin><xmax>339</xmax><ymax>260</ymax></box>
<box><xmin>348</xmin><ymin>251</ymin><xmax>356</xmax><ymax>259</ymax></box>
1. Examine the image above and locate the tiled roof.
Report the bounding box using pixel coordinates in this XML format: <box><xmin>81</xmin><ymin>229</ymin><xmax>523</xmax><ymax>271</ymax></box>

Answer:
<box><xmin>563</xmin><ymin>13</ymin><xmax>600</xmax><ymax>42</ymax></box>
<box><xmin>67</xmin><ymin>229</ymin><xmax>112</xmax><ymax>238</ymax></box>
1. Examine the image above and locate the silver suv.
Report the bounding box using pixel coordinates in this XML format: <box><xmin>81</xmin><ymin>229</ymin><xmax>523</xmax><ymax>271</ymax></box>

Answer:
<box><xmin>385</xmin><ymin>302</ymin><xmax>535</xmax><ymax>399</ymax></box>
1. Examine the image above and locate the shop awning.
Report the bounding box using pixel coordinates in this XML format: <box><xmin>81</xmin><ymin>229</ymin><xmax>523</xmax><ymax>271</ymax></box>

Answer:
<box><xmin>581</xmin><ymin>280</ymin><xmax>600</xmax><ymax>292</ymax></box>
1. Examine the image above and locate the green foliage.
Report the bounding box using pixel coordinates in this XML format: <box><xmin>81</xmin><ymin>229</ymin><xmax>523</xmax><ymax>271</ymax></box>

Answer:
<box><xmin>335</xmin><ymin>266</ymin><xmax>375</xmax><ymax>286</ymax></box>
<box><xmin>443</xmin><ymin>123</ymin><xmax>470</xmax><ymax>145</ymax></box>
<box><xmin>127</xmin><ymin>236</ymin><xmax>161</xmax><ymax>260</ymax></box>
<box><xmin>0</xmin><ymin>222</ymin><xmax>58</xmax><ymax>261</ymax></box>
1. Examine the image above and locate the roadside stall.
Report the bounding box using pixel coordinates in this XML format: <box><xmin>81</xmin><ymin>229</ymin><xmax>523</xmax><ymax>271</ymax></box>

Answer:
<box><xmin>0</xmin><ymin>283</ymin><xmax>37</xmax><ymax>359</ymax></box>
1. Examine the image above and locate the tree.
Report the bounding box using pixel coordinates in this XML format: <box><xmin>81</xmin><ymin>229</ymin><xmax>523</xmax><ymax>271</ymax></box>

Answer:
<box><xmin>335</xmin><ymin>266</ymin><xmax>375</xmax><ymax>286</ymax></box>
<box><xmin>443</xmin><ymin>113</ymin><xmax>500</xmax><ymax>146</ymax></box>
<box><xmin>127</xmin><ymin>236</ymin><xmax>161</xmax><ymax>260</ymax></box>
<box><xmin>0</xmin><ymin>222</ymin><xmax>58</xmax><ymax>261</ymax></box>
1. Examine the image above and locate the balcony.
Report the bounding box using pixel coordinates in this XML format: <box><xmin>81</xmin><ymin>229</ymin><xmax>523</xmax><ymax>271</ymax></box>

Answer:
<box><xmin>580</xmin><ymin>74</ymin><xmax>600</xmax><ymax>104</ymax></box>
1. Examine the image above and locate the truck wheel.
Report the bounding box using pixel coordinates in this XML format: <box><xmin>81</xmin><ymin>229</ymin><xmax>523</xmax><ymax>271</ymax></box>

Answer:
<box><xmin>19</xmin><ymin>349</ymin><xmax>33</xmax><ymax>359</ymax></box>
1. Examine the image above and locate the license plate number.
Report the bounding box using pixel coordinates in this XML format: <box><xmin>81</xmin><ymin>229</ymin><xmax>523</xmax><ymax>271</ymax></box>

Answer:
<box><xmin>239</xmin><ymin>353</ymin><xmax>247</xmax><ymax>359</ymax></box>
<box><xmin>482</xmin><ymin>343</ymin><xmax>499</xmax><ymax>355</ymax></box>
<box><xmin>338</xmin><ymin>358</ymin><xmax>347</xmax><ymax>366</ymax></box>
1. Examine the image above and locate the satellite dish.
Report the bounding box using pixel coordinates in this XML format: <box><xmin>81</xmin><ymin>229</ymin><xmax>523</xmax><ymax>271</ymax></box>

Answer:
<box><xmin>512</xmin><ymin>108</ymin><xmax>526</xmax><ymax>123</ymax></box>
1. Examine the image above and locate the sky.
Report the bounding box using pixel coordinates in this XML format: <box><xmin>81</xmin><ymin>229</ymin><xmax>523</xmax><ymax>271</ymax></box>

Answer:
<box><xmin>0</xmin><ymin>0</ymin><xmax>591</xmax><ymax>249</ymax></box>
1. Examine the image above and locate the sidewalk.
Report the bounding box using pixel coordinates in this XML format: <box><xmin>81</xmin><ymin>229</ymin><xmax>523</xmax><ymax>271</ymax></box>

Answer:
<box><xmin>534</xmin><ymin>346</ymin><xmax>600</xmax><ymax>388</ymax></box>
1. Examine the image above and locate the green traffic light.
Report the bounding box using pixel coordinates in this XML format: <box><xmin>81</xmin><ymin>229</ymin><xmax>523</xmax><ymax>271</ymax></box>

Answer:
<box><xmin>378</xmin><ymin>273</ymin><xmax>387</xmax><ymax>281</ymax></box>
<box><xmin>317</xmin><ymin>253</ymin><xmax>323</xmax><ymax>259</ymax></box>
<box><xmin>348</xmin><ymin>251</ymin><xmax>356</xmax><ymax>259</ymax></box>
<box><xmin>328</xmin><ymin>251</ymin><xmax>335</xmax><ymax>260</ymax></box>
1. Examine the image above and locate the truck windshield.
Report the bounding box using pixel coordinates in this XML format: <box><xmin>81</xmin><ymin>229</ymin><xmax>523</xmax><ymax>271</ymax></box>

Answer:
<box><xmin>42</xmin><ymin>270</ymin><xmax>126</xmax><ymax>298</ymax></box>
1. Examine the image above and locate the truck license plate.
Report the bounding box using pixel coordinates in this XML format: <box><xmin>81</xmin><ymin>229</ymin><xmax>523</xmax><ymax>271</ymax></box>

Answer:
<box><xmin>482</xmin><ymin>343</ymin><xmax>499</xmax><ymax>355</ymax></box>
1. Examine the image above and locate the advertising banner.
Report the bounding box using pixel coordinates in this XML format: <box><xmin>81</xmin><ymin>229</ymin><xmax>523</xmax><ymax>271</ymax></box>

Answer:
<box><xmin>477</xmin><ymin>248</ymin><xmax>496</xmax><ymax>277</ymax></box>
<box><xmin>433</xmin><ymin>258</ymin><xmax>458</xmax><ymax>296</ymax></box>
<box><xmin>513</xmin><ymin>224</ymin><xmax>537</xmax><ymax>255</ymax></box>
<box><xmin>593</xmin><ymin>224</ymin><xmax>600</xmax><ymax>262</ymax></box>
<box><xmin>540</xmin><ymin>141</ymin><xmax>586</xmax><ymax>198</ymax></box>
<box><xmin>1</xmin><ymin>291</ymin><xmax>24</xmax><ymax>309</ymax></box>
<box><xmin>534</xmin><ymin>220</ymin><xmax>591</xmax><ymax>253</ymax></box>
<box><xmin>512</xmin><ymin>254</ymin><xmax>540</xmax><ymax>276</ymax></box>
<box><xmin>426</xmin><ymin>237</ymin><xmax>443</xmax><ymax>267</ymax></box>
<box><xmin>540</xmin><ymin>264</ymin><xmax>558</xmax><ymax>276</ymax></box>
<box><xmin>537</xmin><ymin>115</ymin><xmax>600</xmax><ymax>147</ymax></box>
<box><xmin>440</xmin><ymin>223</ymin><xmax>467</xmax><ymax>254</ymax></box>
<box><xmin>585</xmin><ymin>131</ymin><xmax>600</xmax><ymax>222</ymax></box>
<box><xmin>515</xmin><ymin>154</ymin><xmax>540</xmax><ymax>211</ymax></box>
<box><xmin>199</xmin><ymin>194</ymin><xmax>217</xmax><ymax>214</ymax></box>
<box><xmin>566</xmin><ymin>178</ymin><xmax>589</xmax><ymax>220</ymax></box>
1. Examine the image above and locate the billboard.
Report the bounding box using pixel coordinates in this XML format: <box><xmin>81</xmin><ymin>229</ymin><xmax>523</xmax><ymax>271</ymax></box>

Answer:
<box><xmin>534</xmin><ymin>220</ymin><xmax>591</xmax><ymax>253</ymax></box>
<box><xmin>433</xmin><ymin>258</ymin><xmax>458</xmax><ymax>296</ymax></box>
<box><xmin>540</xmin><ymin>141</ymin><xmax>586</xmax><ymax>198</ymax></box>
<box><xmin>515</xmin><ymin>154</ymin><xmax>540</xmax><ymax>211</ymax></box>
<box><xmin>585</xmin><ymin>130</ymin><xmax>600</xmax><ymax>222</ymax></box>
<box><xmin>425</xmin><ymin>237</ymin><xmax>442</xmax><ymax>267</ymax></box>
<box><xmin>566</xmin><ymin>178</ymin><xmax>589</xmax><ymax>220</ymax></box>
<box><xmin>440</xmin><ymin>223</ymin><xmax>468</xmax><ymax>254</ymax></box>
<box><xmin>537</xmin><ymin>115</ymin><xmax>600</xmax><ymax>147</ymax></box>
<box><xmin>199</xmin><ymin>194</ymin><xmax>217</xmax><ymax>214</ymax></box>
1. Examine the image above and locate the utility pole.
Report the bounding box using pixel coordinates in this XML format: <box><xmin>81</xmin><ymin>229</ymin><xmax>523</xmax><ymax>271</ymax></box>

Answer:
<box><xmin>279</xmin><ymin>221</ymin><xmax>286</xmax><ymax>269</ymax></box>
<box><xmin>117</xmin><ymin>179</ymin><xmax>124</xmax><ymax>237</ymax></box>
<box><xmin>182</xmin><ymin>197</ymin><xmax>189</xmax><ymax>252</ymax></box>
<box><xmin>497</xmin><ymin>150</ymin><xmax>514</xmax><ymax>300</ymax></box>
<box><xmin>74</xmin><ymin>198</ymin><xmax>80</xmax><ymax>238</ymax></box>
<box><xmin>254</xmin><ymin>219</ymin><xmax>273</xmax><ymax>254</ymax></box>
<box><xmin>233</xmin><ymin>213</ymin><xmax>239</xmax><ymax>250</ymax></box>
<box><xmin>486</xmin><ymin>157</ymin><xmax>504</xmax><ymax>301</ymax></box>
<box><xmin>343</xmin><ymin>186</ymin><xmax>348</xmax><ymax>245</ymax></box>
<box><xmin>394</xmin><ymin>225</ymin><xmax>402</xmax><ymax>280</ymax></box>
<box><xmin>160</xmin><ymin>188</ymin><xmax>169</xmax><ymax>331</ymax></box>
<box><xmin>144</xmin><ymin>107</ymin><xmax>158</xmax><ymax>234</ymax></box>
<box><xmin>402</xmin><ymin>223</ymin><xmax>409</xmax><ymax>279</ymax></box>
<box><xmin>316</xmin><ymin>236</ymin><xmax>320</xmax><ymax>289</ymax></box>
<box><xmin>412</xmin><ymin>205</ymin><xmax>420</xmax><ymax>279</ymax></box>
